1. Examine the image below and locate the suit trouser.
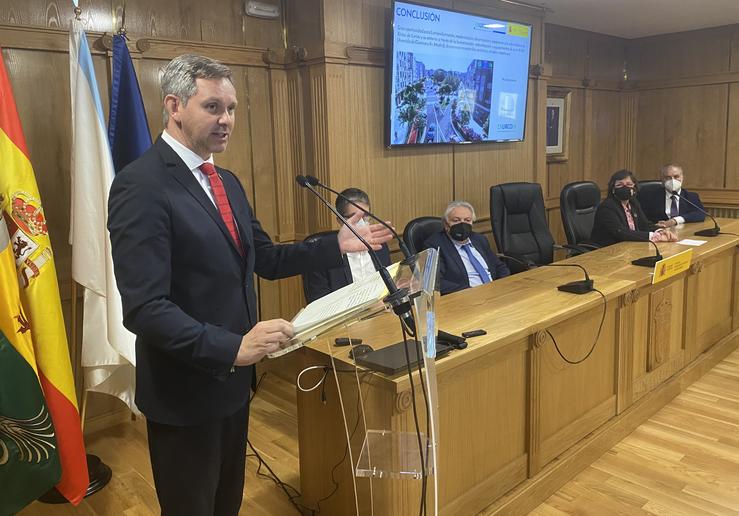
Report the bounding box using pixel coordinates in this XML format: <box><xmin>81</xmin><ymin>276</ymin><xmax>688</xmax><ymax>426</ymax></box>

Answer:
<box><xmin>146</xmin><ymin>402</ymin><xmax>250</xmax><ymax>516</ymax></box>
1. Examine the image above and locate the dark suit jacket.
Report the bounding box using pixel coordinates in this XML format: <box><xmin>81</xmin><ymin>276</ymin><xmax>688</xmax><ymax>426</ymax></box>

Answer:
<box><xmin>590</xmin><ymin>195</ymin><xmax>658</xmax><ymax>247</ymax></box>
<box><xmin>640</xmin><ymin>187</ymin><xmax>706</xmax><ymax>224</ymax></box>
<box><xmin>303</xmin><ymin>244</ymin><xmax>392</xmax><ymax>303</ymax></box>
<box><xmin>108</xmin><ymin>137</ymin><xmax>343</xmax><ymax>426</ymax></box>
<box><xmin>422</xmin><ymin>231</ymin><xmax>510</xmax><ymax>295</ymax></box>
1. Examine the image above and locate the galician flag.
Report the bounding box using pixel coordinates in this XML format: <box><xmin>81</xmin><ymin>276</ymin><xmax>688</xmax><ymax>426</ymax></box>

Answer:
<box><xmin>0</xmin><ymin>47</ymin><xmax>88</xmax><ymax>506</ymax></box>
<box><xmin>69</xmin><ymin>20</ymin><xmax>137</xmax><ymax>413</ymax></box>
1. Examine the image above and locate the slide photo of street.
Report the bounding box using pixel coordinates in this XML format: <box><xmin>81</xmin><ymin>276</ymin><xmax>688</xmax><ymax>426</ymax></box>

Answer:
<box><xmin>391</xmin><ymin>51</ymin><xmax>494</xmax><ymax>145</ymax></box>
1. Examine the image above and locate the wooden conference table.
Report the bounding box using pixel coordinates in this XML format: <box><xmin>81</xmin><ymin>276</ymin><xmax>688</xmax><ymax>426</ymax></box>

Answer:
<box><xmin>295</xmin><ymin>218</ymin><xmax>739</xmax><ymax>515</ymax></box>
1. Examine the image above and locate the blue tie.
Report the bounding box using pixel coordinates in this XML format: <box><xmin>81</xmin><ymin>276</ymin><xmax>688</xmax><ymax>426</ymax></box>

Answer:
<box><xmin>462</xmin><ymin>244</ymin><xmax>491</xmax><ymax>284</ymax></box>
<box><xmin>670</xmin><ymin>194</ymin><xmax>679</xmax><ymax>218</ymax></box>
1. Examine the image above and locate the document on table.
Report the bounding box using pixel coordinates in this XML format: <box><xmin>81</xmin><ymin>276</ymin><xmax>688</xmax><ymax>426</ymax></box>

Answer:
<box><xmin>677</xmin><ymin>239</ymin><xmax>707</xmax><ymax>246</ymax></box>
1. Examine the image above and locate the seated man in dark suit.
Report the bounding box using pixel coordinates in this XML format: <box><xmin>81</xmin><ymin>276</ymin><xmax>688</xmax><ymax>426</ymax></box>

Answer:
<box><xmin>641</xmin><ymin>163</ymin><xmax>705</xmax><ymax>228</ymax></box>
<box><xmin>303</xmin><ymin>188</ymin><xmax>392</xmax><ymax>303</ymax></box>
<box><xmin>423</xmin><ymin>201</ymin><xmax>510</xmax><ymax>295</ymax></box>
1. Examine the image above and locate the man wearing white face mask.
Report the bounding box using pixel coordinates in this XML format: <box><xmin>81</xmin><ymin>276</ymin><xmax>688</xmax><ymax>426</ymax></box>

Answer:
<box><xmin>303</xmin><ymin>188</ymin><xmax>392</xmax><ymax>302</ymax></box>
<box><xmin>641</xmin><ymin>163</ymin><xmax>706</xmax><ymax>228</ymax></box>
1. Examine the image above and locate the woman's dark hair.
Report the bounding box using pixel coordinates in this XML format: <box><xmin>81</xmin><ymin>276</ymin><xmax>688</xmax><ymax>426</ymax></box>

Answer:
<box><xmin>335</xmin><ymin>188</ymin><xmax>370</xmax><ymax>218</ymax></box>
<box><xmin>607</xmin><ymin>169</ymin><xmax>638</xmax><ymax>195</ymax></box>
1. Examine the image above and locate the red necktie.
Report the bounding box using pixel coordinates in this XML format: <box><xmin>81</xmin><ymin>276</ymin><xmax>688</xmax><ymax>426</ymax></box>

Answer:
<box><xmin>199</xmin><ymin>163</ymin><xmax>243</xmax><ymax>255</ymax></box>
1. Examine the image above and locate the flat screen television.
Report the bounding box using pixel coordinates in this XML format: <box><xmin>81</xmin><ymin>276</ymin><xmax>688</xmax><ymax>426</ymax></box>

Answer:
<box><xmin>387</xmin><ymin>1</ymin><xmax>533</xmax><ymax>147</ymax></box>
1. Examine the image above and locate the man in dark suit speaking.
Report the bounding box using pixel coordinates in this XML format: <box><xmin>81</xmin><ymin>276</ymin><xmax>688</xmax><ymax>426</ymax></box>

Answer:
<box><xmin>423</xmin><ymin>201</ymin><xmax>510</xmax><ymax>295</ymax></box>
<box><xmin>107</xmin><ymin>55</ymin><xmax>391</xmax><ymax>516</ymax></box>
<box><xmin>641</xmin><ymin>163</ymin><xmax>705</xmax><ymax>228</ymax></box>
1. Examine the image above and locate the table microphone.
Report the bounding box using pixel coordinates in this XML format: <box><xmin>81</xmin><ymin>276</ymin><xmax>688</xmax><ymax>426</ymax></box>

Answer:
<box><xmin>629</xmin><ymin>234</ymin><xmax>663</xmax><ymax>267</ymax></box>
<box><xmin>304</xmin><ymin>175</ymin><xmax>414</xmax><ymax>261</ymax></box>
<box><xmin>671</xmin><ymin>189</ymin><xmax>721</xmax><ymax>237</ymax></box>
<box><xmin>498</xmin><ymin>254</ymin><xmax>595</xmax><ymax>294</ymax></box>
<box><xmin>295</xmin><ymin>175</ymin><xmax>416</xmax><ymax>335</ymax></box>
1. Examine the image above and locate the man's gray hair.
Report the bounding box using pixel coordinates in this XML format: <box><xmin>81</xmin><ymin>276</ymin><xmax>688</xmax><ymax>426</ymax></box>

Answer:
<box><xmin>160</xmin><ymin>54</ymin><xmax>233</xmax><ymax>126</ymax></box>
<box><xmin>660</xmin><ymin>163</ymin><xmax>684</xmax><ymax>177</ymax></box>
<box><xmin>443</xmin><ymin>200</ymin><xmax>477</xmax><ymax>222</ymax></box>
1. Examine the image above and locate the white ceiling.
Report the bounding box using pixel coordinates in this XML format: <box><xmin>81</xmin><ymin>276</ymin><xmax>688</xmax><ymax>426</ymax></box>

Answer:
<box><xmin>537</xmin><ymin>0</ymin><xmax>739</xmax><ymax>39</ymax></box>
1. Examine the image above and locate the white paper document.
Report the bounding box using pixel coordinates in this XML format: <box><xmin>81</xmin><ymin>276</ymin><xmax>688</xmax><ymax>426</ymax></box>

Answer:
<box><xmin>267</xmin><ymin>263</ymin><xmax>400</xmax><ymax>358</ymax></box>
<box><xmin>677</xmin><ymin>239</ymin><xmax>707</xmax><ymax>246</ymax></box>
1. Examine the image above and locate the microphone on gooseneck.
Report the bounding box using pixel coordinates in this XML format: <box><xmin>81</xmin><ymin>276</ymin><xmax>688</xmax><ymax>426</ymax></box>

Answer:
<box><xmin>295</xmin><ymin>175</ymin><xmax>416</xmax><ymax>335</ymax></box>
<box><xmin>304</xmin><ymin>175</ymin><xmax>413</xmax><ymax>260</ymax></box>
<box><xmin>498</xmin><ymin>254</ymin><xmax>595</xmax><ymax>294</ymax></box>
<box><xmin>629</xmin><ymin>233</ymin><xmax>663</xmax><ymax>268</ymax></box>
<box><xmin>672</xmin><ymin>190</ymin><xmax>721</xmax><ymax>237</ymax></box>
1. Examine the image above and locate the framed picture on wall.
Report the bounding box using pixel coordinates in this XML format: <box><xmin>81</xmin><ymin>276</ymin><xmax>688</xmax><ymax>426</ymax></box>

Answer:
<box><xmin>546</xmin><ymin>88</ymin><xmax>572</xmax><ymax>162</ymax></box>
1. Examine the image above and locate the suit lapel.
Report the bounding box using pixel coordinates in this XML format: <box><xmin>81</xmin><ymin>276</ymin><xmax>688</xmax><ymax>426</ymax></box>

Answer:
<box><xmin>221</xmin><ymin>173</ymin><xmax>251</xmax><ymax>257</ymax></box>
<box><xmin>156</xmin><ymin>139</ymin><xmax>244</xmax><ymax>260</ymax></box>
<box><xmin>440</xmin><ymin>235</ymin><xmax>467</xmax><ymax>281</ymax></box>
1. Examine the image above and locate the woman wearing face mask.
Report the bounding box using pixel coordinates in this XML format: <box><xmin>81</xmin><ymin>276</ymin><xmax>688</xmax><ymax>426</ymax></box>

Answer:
<box><xmin>590</xmin><ymin>169</ymin><xmax>678</xmax><ymax>247</ymax></box>
<box><xmin>422</xmin><ymin>200</ymin><xmax>510</xmax><ymax>295</ymax></box>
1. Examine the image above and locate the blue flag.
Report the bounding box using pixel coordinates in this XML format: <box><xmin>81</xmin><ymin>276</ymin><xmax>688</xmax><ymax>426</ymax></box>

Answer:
<box><xmin>108</xmin><ymin>34</ymin><xmax>150</xmax><ymax>173</ymax></box>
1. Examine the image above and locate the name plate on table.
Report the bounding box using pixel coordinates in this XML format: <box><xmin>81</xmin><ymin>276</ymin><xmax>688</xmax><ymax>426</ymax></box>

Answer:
<box><xmin>652</xmin><ymin>249</ymin><xmax>693</xmax><ymax>285</ymax></box>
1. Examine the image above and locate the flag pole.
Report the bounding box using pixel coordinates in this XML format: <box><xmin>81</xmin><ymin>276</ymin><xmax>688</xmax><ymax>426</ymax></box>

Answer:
<box><xmin>38</xmin><ymin>2</ymin><xmax>113</xmax><ymax>503</ymax></box>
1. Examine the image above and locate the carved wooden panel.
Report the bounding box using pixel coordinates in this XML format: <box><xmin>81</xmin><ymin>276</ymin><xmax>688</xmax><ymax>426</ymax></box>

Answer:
<box><xmin>647</xmin><ymin>287</ymin><xmax>672</xmax><ymax>371</ymax></box>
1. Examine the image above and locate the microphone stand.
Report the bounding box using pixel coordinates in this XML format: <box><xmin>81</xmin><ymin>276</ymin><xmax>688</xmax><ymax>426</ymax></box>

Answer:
<box><xmin>631</xmin><ymin>238</ymin><xmax>663</xmax><ymax>267</ymax></box>
<box><xmin>296</xmin><ymin>176</ymin><xmax>416</xmax><ymax>335</ymax></box>
<box><xmin>498</xmin><ymin>254</ymin><xmax>595</xmax><ymax>294</ymax></box>
<box><xmin>305</xmin><ymin>175</ymin><xmax>415</xmax><ymax>263</ymax></box>
<box><xmin>673</xmin><ymin>190</ymin><xmax>721</xmax><ymax>237</ymax></box>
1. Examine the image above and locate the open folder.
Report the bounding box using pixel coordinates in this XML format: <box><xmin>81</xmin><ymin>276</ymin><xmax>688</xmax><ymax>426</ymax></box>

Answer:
<box><xmin>267</xmin><ymin>262</ymin><xmax>401</xmax><ymax>358</ymax></box>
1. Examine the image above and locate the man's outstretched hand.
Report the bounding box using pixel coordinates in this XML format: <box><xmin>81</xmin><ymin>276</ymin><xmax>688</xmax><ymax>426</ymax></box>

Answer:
<box><xmin>338</xmin><ymin>212</ymin><xmax>394</xmax><ymax>254</ymax></box>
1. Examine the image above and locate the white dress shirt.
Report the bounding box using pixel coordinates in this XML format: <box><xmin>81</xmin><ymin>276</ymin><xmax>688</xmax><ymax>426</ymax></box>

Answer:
<box><xmin>450</xmin><ymin>235</ymin><xmax>491</xmax><ymax>287</ymax></box>
<box><xmin>664</xmin><ymin>188</ymin><xmax>685</xmax><ymax>225</ymax></box>
<box><xmin>346</xmin><ymin>250</ymin><xmax>376</xmax><ymax>283</ymax></box>
<box><xmin>161</xmin><ymin>130</ymin><xmax>216</xmax><ymax>206</ymax></box>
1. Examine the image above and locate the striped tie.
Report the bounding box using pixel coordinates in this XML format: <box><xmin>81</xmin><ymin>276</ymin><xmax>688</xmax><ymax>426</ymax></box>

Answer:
<box><xmin>200</xmin><ymin>163</ymin><xmax>243</xmax><ymax>255</ymax></box>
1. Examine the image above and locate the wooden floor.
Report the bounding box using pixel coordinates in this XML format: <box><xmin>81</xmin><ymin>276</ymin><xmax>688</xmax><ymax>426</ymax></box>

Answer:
<box><xmin>20</xmin><ymin>349</ymin><xmax>739</xmax><ymax>516</ymax></box>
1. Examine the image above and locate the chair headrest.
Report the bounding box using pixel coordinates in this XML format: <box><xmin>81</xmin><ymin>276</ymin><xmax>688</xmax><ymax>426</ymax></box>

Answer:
<box><xmin>497</xmin><ymin>183</ymin><xmax>541</xmax><ymax>214</ymax></box>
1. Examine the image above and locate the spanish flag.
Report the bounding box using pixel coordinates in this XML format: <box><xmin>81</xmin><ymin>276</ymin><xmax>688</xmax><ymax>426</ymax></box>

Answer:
<box><xmin>0</xmin><ymin>48</ymin><xmax>88</xmax><ymax>506</ymax></box>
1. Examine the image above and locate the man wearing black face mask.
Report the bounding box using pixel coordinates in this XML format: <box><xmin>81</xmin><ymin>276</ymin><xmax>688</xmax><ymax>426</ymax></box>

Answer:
<box><xmin>422</xmin><ymin>201</ymin><xmax>510</xmax><ymax>295</ymax></box>
<box><xmin>591</xmin><ymin>169</ymin><xmax>678</xmax><ymax>247</ymax></box>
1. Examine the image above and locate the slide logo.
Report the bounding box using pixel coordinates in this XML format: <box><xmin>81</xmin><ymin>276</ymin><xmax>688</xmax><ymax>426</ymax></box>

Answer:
<box><xmin>395</xmin><ymin>7</ymin><xmax>441</xmax><ymax>22</ymax></box>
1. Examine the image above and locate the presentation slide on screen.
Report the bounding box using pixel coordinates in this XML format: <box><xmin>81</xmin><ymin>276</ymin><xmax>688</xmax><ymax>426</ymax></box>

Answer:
<box><xmin>389</xmin><ymin>1</ymin><xmax>532</xmax><ymax>145</ymax></box>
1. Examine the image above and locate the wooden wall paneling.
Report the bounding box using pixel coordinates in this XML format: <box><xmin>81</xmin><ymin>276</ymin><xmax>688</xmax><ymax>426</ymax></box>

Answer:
<box><xmin>546</xmin><ymin>88</ymin><xmax>584</xmax><ymax>199</ymax></box>
<box><xmin>732</xmin><ymin>29</ymin><xmax>739</xmax><ymax>72</ymax></box>
<box><xmin>3</xmin><ymin>0</ymin><xmax>113</xmax><ymax>32</ymax></box>
<box><xmin>582</xmin><ymin>88</ymin><xmax>592</xmax><ymax>180</ymax></box>
<box><xmin>323</xmin><ymin>0</ymin><xmax>389</xmax><ymax>49</ymax></box>
<box><xmin>545</xmin><ymin>24</ymin><xmax>587</xmax><ymax>79</ymax></box>
<box><xmin>299</xmin><ymin>63</ymin><xmax>332</xmax><ymax>234</ymax></box>
<box><xmin>635</xmin><ymin>85</ymin><xmax>729</xmax><ymax>186</ymax></box>
<box><xmin>620</xmin><ymin>90</ymin><xmax>637</xmax><ymax>175</ymax></box>
<box><xmin>630</xmin><ymin>25</ymin><xmax>733</xmax><ymax>81</ymax></box>
<box><xmin>726</xmin><ymin>83</ymin><xmax>739</xmax><ymax>188</ymax></box>
<box><xmin>589</xmin><ymin>89</ymin><xmax>625</xmax><ymax>185</ymax></box>
<box><xmin>587</xmin><ymin>32</ymin><xmax>626</xmax><ymax>81</ymax></box>
<box><xmin>134</xmin><ymin>58</ymin><xmax>167</xmax><ymax>140</ymax></box>
<box><xmin>269</xmin><ymin>67</ymin><xmax>299</xmax><ymax>241</ymax></box>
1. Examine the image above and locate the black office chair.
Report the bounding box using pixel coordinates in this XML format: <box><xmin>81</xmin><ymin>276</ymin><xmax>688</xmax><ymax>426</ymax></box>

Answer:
<box><xmin>559</xmin><ymin>181</ymin><xmax>601</xmax><ymax>253</ymax></box>
<box><xmin>301</xmin><ymin>230</ymin><xmax>338</xmax><ymax>302</ymax></box>
<box><xmin>402</xmin><ymin>216</ymin><xmax>443</xmax><ymax>255</ymax></box>
<box><xmin>490</xmin><ymin>182</ymin><xmax>581</xmax><ymax>273</ymax></box>
<box><xmin>636</xmin><ymin>179</ymin><xmax>663</xmax><ymax>207</ymax></box>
